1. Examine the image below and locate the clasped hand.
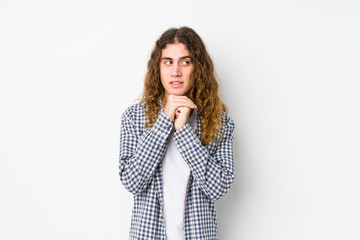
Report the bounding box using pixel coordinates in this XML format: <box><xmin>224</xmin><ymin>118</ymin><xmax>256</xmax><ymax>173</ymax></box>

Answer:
<box><xmin>163</xmin><ymin>95</ymin><xmax>197</xmax><ymax>131</ymax></box>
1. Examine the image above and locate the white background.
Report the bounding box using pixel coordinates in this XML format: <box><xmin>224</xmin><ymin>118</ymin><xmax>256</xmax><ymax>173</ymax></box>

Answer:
<box><xmin>1</xmin><ymin>0</ymin><xmax>359</xmax><ymax>239</ymax></box>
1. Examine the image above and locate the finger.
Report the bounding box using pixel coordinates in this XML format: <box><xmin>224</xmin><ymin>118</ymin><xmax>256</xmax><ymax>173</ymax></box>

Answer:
<box><xmin>169</xmin><ymin>95</ymin><xmax>194</xmax><ymax>103</ymax></box>
<box><xmin>172</xmin><ymin>99</ymin><xmax>196</xmax><ymax>109</ymax></box>
<box><xmin>164</xmin><ymin>96</ymin><xmax>196</xmax><ymax>120</ymax></box>
<box><xmin>168</xmin><ymin>95</ymin><xmax>195</xmax><ymax>103</ymax></box>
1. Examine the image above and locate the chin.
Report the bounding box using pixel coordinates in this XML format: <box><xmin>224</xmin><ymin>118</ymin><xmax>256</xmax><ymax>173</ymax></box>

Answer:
<box><xmin>169</xmin><ymin>91</ymin><xmax>186</xmax><ymax>96</ymax></box>
<box><xmin>164</xmin><ymin>87</ymin><xmax>191</xmax><ymax>97</ymax></box>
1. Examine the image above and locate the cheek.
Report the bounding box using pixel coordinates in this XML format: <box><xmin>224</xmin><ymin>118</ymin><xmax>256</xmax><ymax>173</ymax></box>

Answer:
<box><xmin>186</xmin><ymin>68</ymin><xmax>195</xmax><ymax>83</ymax></box>
<box><xmin>160</xmin><ymin>67</ymin><xmax>167</xmax><ymax>82</ymax></box>
<box><xmin>159</xmin><ymin>66</ymin><xmax>164</xmax><ymax>77</ymax></box>
<box><xmin>160</xmin><ymin>67</ymin><xmax>171</xmax><ymax>78</ymax></box>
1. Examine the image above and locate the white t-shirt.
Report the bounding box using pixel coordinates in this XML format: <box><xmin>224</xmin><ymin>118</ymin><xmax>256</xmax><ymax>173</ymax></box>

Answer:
<box><xmin>161</xmin><ymin>108</ymin><xmax>197</xmax><ymax>240</ymax></box>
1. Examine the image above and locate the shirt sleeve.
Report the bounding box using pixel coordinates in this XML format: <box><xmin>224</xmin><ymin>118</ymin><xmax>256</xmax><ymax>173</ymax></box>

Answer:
<box><xmin>119</xmin><ymin>107</ymin><xmax>173</xmax><ymax>195</ymax></box>
<box><xmin>173</xmin><ymin>116</ymin><xmax>235</xmax><ymax>201</ymax></box>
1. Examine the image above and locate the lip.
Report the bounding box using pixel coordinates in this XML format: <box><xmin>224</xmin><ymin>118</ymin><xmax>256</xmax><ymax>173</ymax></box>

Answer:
<box><xmin>169</xmin><ymin>81</ymin><xmax>184</xmax><ymax>88</ymax></box>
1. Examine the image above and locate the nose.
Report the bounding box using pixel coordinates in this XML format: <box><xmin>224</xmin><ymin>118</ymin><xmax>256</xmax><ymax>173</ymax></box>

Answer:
<box><xmin>171</xmin><ymin>63</ymin><xmax>182</xmax><ymax>77</ymax></box>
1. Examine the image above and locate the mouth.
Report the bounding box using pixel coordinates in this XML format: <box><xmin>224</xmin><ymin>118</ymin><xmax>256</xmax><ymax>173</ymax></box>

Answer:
<box><xmin>169</xmin><ymin>81</ymin><xmax>184</xmax><ymax>87</ymax></box>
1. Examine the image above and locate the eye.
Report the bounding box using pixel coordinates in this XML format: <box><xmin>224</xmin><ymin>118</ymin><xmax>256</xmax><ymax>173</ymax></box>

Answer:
<box><xmin>163</xmin><ymin>60</ymin><xmax>172</xmax><ymax>65</ymax></box>
<box><xmin>180</xmin><ymin>59</ymin><xmax>191</xmax><ymax>65</ymax></box>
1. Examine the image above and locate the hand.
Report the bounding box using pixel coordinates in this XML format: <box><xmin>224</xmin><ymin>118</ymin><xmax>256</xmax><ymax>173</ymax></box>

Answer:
<box><xmin>174</xmin><ymin>106</ymin><xmax>192</xmax><ymax>130</ymax></box>
<box><xmin>163</xmin><ymin>95</ymin><xmax>196</xmax><ymax>130</ymax></box>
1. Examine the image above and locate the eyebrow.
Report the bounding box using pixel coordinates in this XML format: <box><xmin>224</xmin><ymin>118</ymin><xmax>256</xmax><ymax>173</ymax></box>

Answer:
<box><xmin>160</xmin><ymin>56</ymin><xmax>192</xmax><ymax>61</ymax></box>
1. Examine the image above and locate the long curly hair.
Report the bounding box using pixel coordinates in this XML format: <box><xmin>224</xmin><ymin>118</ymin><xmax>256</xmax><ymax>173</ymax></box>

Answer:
<box><xmin>140</xmin><ymin>26</ymin><xmax>227</xmax><ymax>146</ymax></box>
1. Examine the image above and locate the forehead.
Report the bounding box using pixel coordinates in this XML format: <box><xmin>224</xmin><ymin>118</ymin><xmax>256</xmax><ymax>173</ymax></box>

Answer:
<box><xmin>161</xmin><ymin>42</ymin><xmax>190</xmax><ymax>58</ymax></box>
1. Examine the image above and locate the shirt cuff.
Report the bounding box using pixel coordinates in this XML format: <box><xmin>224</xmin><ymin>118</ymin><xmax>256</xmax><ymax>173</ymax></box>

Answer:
<box><xmin>173</xmin><ymin>123</ymin><xmax>198</xmax><ymax>151</ymax></box>
<box><xmin>152</xmin><ymin>112</ymin><xmax>174</xmax><ymax>137</ymax></box>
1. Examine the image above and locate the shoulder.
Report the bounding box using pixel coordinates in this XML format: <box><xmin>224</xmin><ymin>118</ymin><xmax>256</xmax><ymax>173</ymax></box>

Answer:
<box><xmin>216</xmin><ymin>111</ymin><xmax>235</xmax><ymax>144</ymax></box>
<box><xmin>222</xmin><ymin>111</ymin><xmax>235</xmax><ymax>130</ymax></box>
<box><xmin>121</xmin><ymin>102</ymin><xmax>147</xmax><ymax>128</ymax></box>
<box><xmin>121</xmin><ymin>102</ymin><xmax>146</xmax><ymax>119</ymax></box>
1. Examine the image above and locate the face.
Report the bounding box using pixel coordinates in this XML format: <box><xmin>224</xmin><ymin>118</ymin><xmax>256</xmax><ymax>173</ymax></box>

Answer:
<box><xmin>160</xmin><ymin>42</ymin><xmax>194</xmax><ymax>101</ymax></box>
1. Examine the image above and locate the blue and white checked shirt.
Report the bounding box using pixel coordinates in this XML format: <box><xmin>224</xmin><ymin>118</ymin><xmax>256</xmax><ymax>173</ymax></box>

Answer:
<box><xmin>119</xmin><ymin>102</ymin><xmax>235</xmax><ymax>240</ymax></box>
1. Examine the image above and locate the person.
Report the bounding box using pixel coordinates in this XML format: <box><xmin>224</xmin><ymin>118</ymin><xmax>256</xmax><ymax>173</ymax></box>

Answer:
<box><xmin>119</xmin><ymin>26</ymin><xmax>235</xmax><ymax>240</ymax></box>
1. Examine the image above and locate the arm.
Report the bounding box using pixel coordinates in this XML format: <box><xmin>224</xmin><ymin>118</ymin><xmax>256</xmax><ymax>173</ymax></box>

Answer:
<box><xmin>119</xmin><ymin>106</ymin><xmax>173</xmax><ymax>195</ymax></box>
<box><xmin>173</xmin><ymin>116</ymin><xmax>235</xmax><ymax>201</ymax></box>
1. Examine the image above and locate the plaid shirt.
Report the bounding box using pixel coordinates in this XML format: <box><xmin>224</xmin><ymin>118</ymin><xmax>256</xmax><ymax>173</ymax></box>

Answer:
<box><xmin>119</xmin><ymin>103</ymin><xmax>235</xmax><ymax>240</ymax></box>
